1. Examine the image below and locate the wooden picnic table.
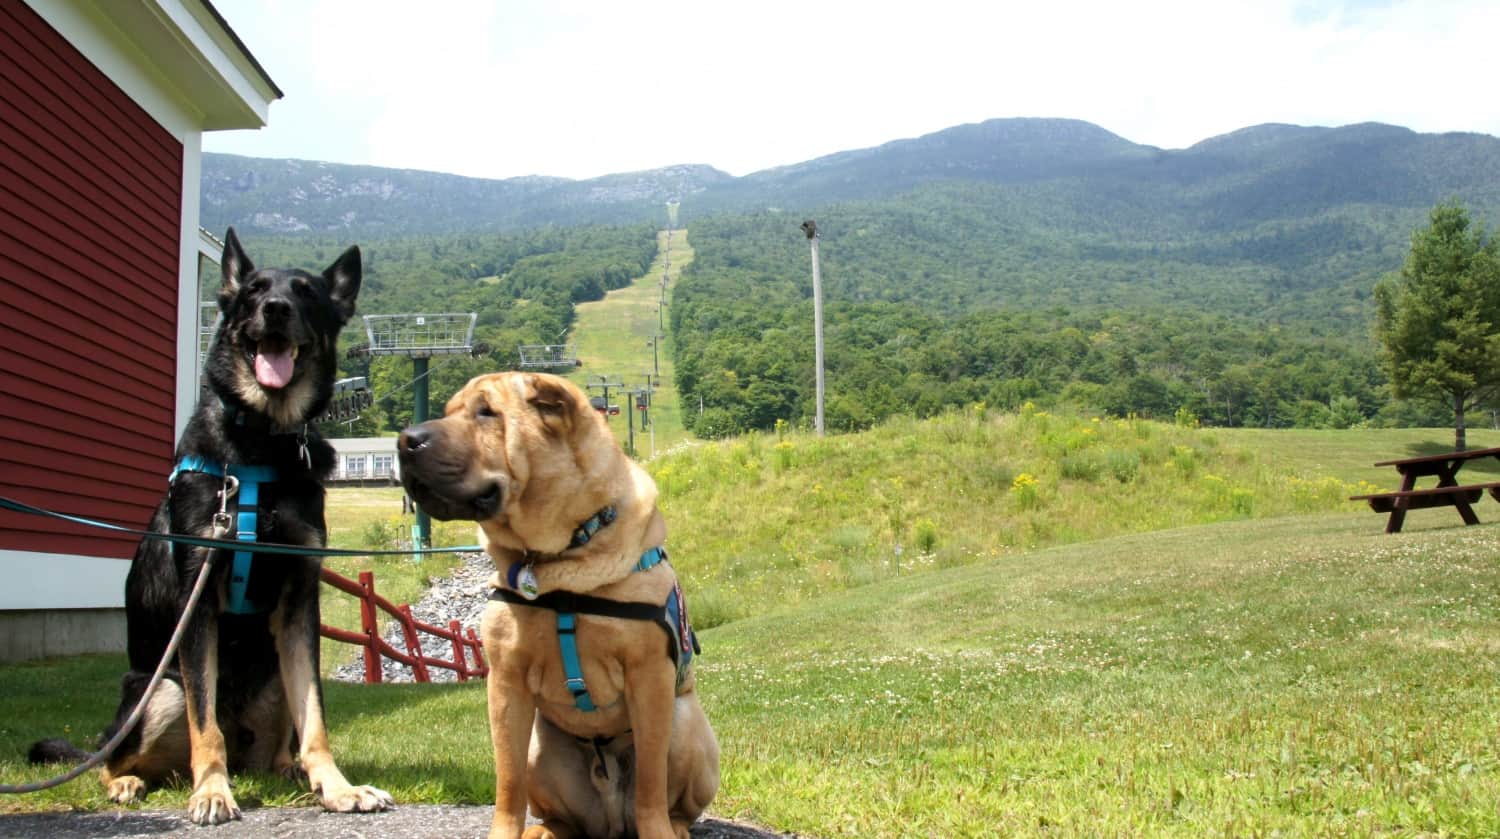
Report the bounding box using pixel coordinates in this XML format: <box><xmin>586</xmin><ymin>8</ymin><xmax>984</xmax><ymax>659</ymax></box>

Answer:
<box><xmin>1350</xmin><ymin>445</ymin><xmax>1500</xmax><ymax>533</ymax></box>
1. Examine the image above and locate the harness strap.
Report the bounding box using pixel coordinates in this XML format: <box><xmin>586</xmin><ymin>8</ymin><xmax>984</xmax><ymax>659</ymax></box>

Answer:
<box><xmin>230</xmin><ymin>477</ymin><xmax>259</xmax><ymax>615</ymax></box>
<box><xmin>555</xmin><ymin>613</ymin><xmax>595</xmax><ymax>712</ymax></box>
<box><xmin>490</xmin><ymin>548</ymin><xmax>693</xmax><ymax>713</ymax></box>
<box><xmin>170</xmin><ymin>457</ymin><xmax>278</xmax><ymax>614</ymax></box>
<box><xmin>491</xmin><ymin>588</ymin><xmax>664</xmax><ymax>622</ymax></box>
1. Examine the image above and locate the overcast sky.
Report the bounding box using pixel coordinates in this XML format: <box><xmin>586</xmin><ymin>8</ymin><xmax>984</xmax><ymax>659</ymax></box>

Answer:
<box><xmin>204</xmin><ymin>0</ymin><xmax>1500</xmax><ymax>182</ymax></box>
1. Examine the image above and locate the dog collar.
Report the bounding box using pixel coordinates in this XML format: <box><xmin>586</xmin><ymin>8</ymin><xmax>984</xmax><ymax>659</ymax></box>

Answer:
<box><xmin>568</xmin><ymin>506</ymin><xmax>616</xmax><ymax>549</ymax></box>
<box><xmin>504</xmin><ymin>546</ymin><xmax>667</xmax><ymax>601</ymax></box>
<box><xmin>503</xmin><ymin>507</ymin><xmax>625</xmax><ymax>601</ymax></box>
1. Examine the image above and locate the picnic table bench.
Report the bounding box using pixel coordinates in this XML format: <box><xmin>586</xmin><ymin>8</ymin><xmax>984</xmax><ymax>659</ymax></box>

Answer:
<box><xmin>1349</xmin><ymin>445</ymin><xmax>1500</xmax><ymax>533</ymax></box>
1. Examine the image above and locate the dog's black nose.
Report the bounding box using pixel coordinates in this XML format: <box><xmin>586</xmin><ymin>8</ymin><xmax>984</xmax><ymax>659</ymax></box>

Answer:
<box><xmin>398</xmin><ymin>425</ymin><xmax>431</xmax><ymax>454</ymax></box>
<box><xmin>261</xmin><ymin>297</ymin><xmax>292</xmax><ymax>322</ymax></box>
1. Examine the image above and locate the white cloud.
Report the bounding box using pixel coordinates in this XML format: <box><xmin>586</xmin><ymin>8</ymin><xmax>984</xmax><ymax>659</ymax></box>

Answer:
<box><xmin>204</xmin><ymin>0</ymin><xmax>1500</xmax><ymax>180</ymax></box>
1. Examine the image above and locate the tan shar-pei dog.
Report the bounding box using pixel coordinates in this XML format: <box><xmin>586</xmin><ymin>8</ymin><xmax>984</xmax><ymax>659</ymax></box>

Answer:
<box><xmin>397</xmin><ymin>372</ymin><xmax>719</xmax><ymax>839</ymax></box>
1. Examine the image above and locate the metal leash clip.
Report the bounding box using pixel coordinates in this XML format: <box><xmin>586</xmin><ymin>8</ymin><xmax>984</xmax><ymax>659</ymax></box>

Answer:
<box><xmin>297</xmin><ymin>425</ymin><xmax>312</xmax><ymax>470</ymax></box>
<box><xmin>213</xmin><ymin>474</ymin><xmax>240</xmax><ymax>535</ymax></box>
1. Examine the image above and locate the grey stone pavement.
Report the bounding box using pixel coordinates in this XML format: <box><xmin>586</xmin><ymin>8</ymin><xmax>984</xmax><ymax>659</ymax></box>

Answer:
<box><xmin>0</xmin><ymin>807</ymin><xmax>796</xmax><ymax>838</ymax></box>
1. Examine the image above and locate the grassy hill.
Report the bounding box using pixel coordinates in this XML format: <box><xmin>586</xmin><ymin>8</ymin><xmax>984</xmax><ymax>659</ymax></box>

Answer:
<box><xmin>566</xmin><ymin>228</ymin><xmax>695</xmax><ymax>455</ymax></box>
<box><xmin>650</xmin><ymin>408</ymin><xmax>1500</xmax><ymax>627</ymax></box>
<box><xmin>700</xmin><ymin>513</ymin><xmax>1500</xmax><ymax>836</ymax></box>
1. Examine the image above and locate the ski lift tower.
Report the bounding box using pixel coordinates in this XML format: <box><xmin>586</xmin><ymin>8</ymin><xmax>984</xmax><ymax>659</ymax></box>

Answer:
<box><xmin>364</xmin><ymin>312</ymin><xmax>477</xmax><ymax>549</ymax></box>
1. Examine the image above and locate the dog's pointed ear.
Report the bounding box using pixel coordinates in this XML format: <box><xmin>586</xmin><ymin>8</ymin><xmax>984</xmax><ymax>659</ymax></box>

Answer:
<box><xmin>323</xmin><ymin>244</ymin><xmax>362</xmax><ymax>324</ymax></box>
<box><xmin>524</xmin><ymin>374</ymin><xmax>581</xmax><ymax>434</ymax></box>
<box><xmin>218</xmin><ymin>227</ymin><xmax>253</xmax><ymax>310</ymax></box>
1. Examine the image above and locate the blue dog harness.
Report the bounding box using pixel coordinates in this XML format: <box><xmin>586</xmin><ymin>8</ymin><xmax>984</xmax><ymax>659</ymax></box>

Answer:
<box><xmin>490</xmin><ymin>509</ymin><xmax>699</xmax><ymax>713</ymax></box>
<box><xmin>169</xmin><ymin>455</ymin><xmax>278</xmax><ymax>614</ymax></box>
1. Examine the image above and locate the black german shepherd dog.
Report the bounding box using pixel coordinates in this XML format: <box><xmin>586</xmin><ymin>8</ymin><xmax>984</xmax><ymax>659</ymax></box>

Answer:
<box><xmin>30</xmin><ymin>229</ymin><xmax>391</xmax><ymax>824</ymax></box>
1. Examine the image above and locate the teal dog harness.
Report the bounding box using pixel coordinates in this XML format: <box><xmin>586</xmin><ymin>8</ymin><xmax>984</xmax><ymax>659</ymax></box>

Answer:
<box><xmin>169</xmin><ymin>455</ymin><xmax>278</xmax><ymax>615</ymax></box>
<box><xmin>490</xmin><ymin>512</ymin><xmax>699</xmax><ymax>712</ymax></box>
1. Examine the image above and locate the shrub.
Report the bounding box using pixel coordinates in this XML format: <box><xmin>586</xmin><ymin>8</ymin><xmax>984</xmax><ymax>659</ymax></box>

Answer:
<box><xmin>363</xmin><ymin>516</ymin><xmax>404</xmax><ymax>550</ymax></box>
<box><xmin>1060</xmin><ymin>450</ymin><xmax>1105</xmax><ymax>482</ymax></box>
<box><xmin>1106</xmin><ymin>449</ymin><xmax>1141</xmax><ymax>483</ymax></box>
<box><xmin>1288</xmin><ymin>476</ymin><xmax>1355</xmax><ymax>512</ymax></box>
<box><xmin>686</xmin><ymin>586</ymin><xmax>744</xmax><ymax>630</ymax></box>
<box><xmin>829</xmin><ymin>526</ymin><xmax>870</xmax><ymax>551</ymax></box>
<box><xmin>1229</xmin><ymin>488</ymin><xmax>1255</xmax><ymax>516</ymax></box>
<box><xmin>773</xmin><ymin>440</ymin><xmax>795</xmax><ymax>473</ymax></box>
<box><xmin>1171</xmin><ymin>445</ymin><xmax>1199</xmax><ymax>478</ymax></box>
<box><xmin>1201</xmin><ymin>474</ymin><xmax>1230</xmax><ymax>509</ymax></box>
<box><xmin>1011</xmin><ymin>472</ymin><xmax>1041</xmax><ymax>510</ymax></box>
<box><xmin>914</xmin><ymin>519</ymin><xmax>938</xmax><ymax>554</ymax></box>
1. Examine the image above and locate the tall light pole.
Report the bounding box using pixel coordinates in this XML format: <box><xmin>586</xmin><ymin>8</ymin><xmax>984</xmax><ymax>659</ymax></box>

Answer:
<box><xmin>802</xmin><ymin>219</ymin><xmax>825</xmax><ymax>436</ymax></box>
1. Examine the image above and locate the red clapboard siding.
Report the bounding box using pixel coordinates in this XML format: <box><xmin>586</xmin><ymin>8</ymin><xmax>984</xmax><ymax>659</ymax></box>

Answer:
<box><xmin>0</xmin><ymin>3</ymin><xmax>183</xmax><ymax>560</ymax></box>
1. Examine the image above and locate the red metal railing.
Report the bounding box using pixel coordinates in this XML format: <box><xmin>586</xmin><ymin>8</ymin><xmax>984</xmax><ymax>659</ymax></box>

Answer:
<box><xmin>318</xmin><ymin>568</ymin><xmax>487</xmax><ymax>684</ymax></box>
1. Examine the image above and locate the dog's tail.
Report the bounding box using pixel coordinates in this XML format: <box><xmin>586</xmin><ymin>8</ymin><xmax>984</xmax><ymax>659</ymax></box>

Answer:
<box><xmin>27</xmin><ymin>738</ymin><xmax>91</xmax><ymax>765</ymax></box>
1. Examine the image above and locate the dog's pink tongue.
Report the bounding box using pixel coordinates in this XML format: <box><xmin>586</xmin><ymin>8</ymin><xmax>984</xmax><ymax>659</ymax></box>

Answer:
<box><xmin>254</xmin><ymin>349</ymin><xmax>294</xmax><ymax>389</ymax></box>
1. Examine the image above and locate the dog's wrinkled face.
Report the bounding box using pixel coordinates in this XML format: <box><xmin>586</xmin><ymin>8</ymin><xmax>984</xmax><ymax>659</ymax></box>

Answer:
<box><xmin>207</xmin><ymin>228</ymin><xmax>361</xmax><ymax>427</ymax></box>
<box><xmin>399</xmin><ymin>372</ymin><xmax>616</xmax><ymax>551</ymax></box>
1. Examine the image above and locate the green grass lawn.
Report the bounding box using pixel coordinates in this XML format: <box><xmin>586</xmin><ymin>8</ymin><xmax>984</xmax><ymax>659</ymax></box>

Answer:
<box><xmin>5</xmin><ymin>514</ymin><xmax>1499</xmax><ymax>836</ymax></box>
<box><xmin>568</xmin><ymin>228</ymin><xmax>694</xmax><ymax>457</ymax></box>
<box><xmin>8</xmin><ymin>420</ymin><xmax>1500</xmax><ymax>836</ymax></box>
<box><xmin>700</xmin><ymin>514</ymin><xmax>1500</xmax><ymax>836</ymax></box>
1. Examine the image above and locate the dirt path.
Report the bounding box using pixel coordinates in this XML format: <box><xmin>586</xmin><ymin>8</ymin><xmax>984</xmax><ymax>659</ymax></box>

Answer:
<box><xmin>0</xmin><ymin>806</ymin><xmax>798</xmax><ymax>838</ymax></box>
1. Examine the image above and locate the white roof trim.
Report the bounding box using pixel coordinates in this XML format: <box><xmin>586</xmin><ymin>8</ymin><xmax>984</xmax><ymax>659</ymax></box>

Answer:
<box><xmin>27</xmin><ymin>0</ymin><xmax>280</xmax><ymax>133</ymax></box>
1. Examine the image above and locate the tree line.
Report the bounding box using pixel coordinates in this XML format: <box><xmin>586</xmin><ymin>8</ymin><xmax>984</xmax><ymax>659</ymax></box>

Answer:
<box><xmin>671</xmin><ymin>197</ymin><xmax>1500</xmax><ymax>438</ymax></box>
<box><xmin>232</xmin><ymin>194</ymin><xmax>1500</xmax><ymax>445</ymax></box>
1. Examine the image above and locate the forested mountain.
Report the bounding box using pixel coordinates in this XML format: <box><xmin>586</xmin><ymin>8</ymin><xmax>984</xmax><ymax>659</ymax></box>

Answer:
<box><xmin>209</xmin><ymin>117</ymin><xmax>1500</xmax><ymax>435</ymax></box>
<box><xmin>204</xmin><ymin>118</ymin><xmax>1500</xmax><ymax>238</ymax></box>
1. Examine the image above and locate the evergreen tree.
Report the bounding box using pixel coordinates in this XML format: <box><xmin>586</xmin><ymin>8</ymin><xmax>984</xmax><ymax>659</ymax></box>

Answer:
<box><xmin>1374</xmin><ymin>201</ymin><xmax>1500</xmax><ymax>450</ymax></box>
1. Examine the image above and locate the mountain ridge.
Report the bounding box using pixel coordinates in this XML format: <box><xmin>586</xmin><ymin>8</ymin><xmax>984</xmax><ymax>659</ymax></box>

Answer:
<box><xmin>202</xmin><ymin>117</ymin><xmax>1500</xmax><ymax>237</ymax></box>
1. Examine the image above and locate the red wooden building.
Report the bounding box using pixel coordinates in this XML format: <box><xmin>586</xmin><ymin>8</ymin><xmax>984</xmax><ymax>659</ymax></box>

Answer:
<box><xmin>0</xmin><ymin>0</ymin><xmax>280</xmax><ymax>659</ymax></box>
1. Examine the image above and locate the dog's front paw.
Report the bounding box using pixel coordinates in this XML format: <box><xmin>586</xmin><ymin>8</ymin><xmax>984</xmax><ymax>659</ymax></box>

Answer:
<box><xmin>106</xmin><ymin>774</ymin><xmax>146</xmax><ymax>804</ymax></box>
<box><xmin>187</xmin><ymin>775</ymin><xmax>241</xmax><ymax>825</ymax></box>
<box><xmin>320</xmin><ymin>783</ymin><xmax>393</xmax><ymax>813</ymax></box>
